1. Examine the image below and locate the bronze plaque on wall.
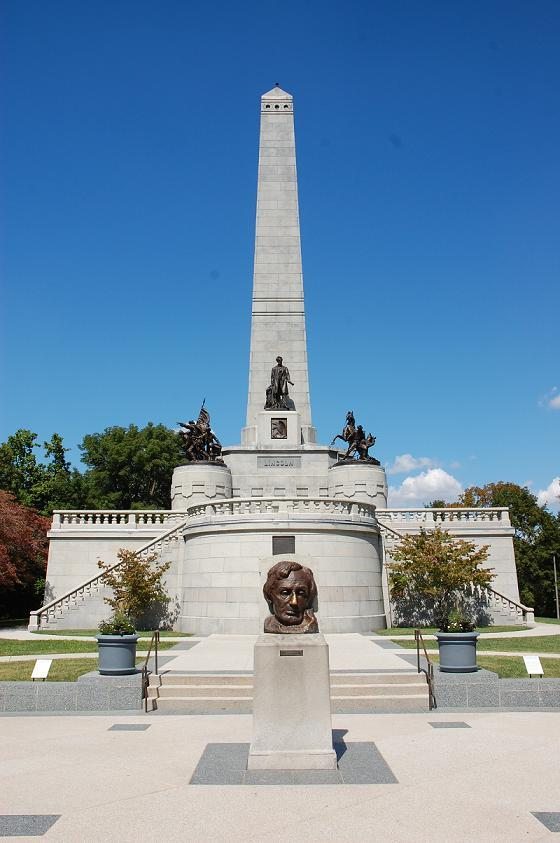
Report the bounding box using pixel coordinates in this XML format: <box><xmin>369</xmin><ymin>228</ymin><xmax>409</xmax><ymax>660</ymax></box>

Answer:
<box><xmin>272</xmin><ymin>535</ymin><xmax>295</xmax><ymax>555</ymax></box>
<box><xmin>271</xmin><ymin>418</ymin><xmax>288</xmax><ymax>439</ymax></box>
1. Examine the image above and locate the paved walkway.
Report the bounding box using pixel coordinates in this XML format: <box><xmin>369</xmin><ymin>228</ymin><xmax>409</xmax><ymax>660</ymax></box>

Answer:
<box><xmin>0</xmin><ymin>710</ymin><xmax>559</xmax><ymax>841</ymax></box>
<box><xmin>160</xmin><ymin>634</ymin><xmax>416</xmax><ymax>673</ymax></box>
<box><xmin>379</xmin><ymin>621</ymin><xmax>560</xmax><ymax>640</ymax></box>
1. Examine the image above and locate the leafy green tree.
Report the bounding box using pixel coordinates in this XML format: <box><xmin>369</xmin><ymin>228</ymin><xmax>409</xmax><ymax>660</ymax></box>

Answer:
<box><xmin>454</xmin><ymin>483</ymin><xmax>560</xmax><ymax>615</ymax></box>
<box><xmin>98</xmin><ymin>548</ymin><xmax>172</xmax><ymax>629</ymax></box>
<box><xmin>79</xmin><ymin>423</ymin><xmax>184</xmax><ymax>509</ymax></box>
<box><xmin>31</xmin><ymin>434</ymin><xmax>87</xmax><ymax>513</ymax></box>
<box><xmin>388</xmin><ymin>527</ymin><xmax>493</xmax><ymax>629</ymax></box>
<box><xmin>0</xmin><ymin>430</ymin><xmax>86</xmax><ymax>514</ymax></box>
<box><xmin>0</xmin><ymin>429</ymin><xmax>44</xmax><ymax>508</ymax></box>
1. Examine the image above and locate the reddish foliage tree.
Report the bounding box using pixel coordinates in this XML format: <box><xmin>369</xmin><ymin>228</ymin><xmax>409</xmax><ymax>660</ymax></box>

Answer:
<box><xmin>0</xmin><ymin>491</ymin><xmax>49</xmax><ymax>594</ymax></box>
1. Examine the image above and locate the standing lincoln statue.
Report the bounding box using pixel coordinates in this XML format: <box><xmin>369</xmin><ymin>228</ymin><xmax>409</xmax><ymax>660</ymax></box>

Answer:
<box><xmin>265</xmin><ymin>356</ymin><xmax>294</xmax><ymax>410</ymax></box>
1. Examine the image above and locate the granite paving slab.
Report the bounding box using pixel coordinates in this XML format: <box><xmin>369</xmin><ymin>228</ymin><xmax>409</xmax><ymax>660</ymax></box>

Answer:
<box><xmin>0</xmin><ymin>815</ymin><xmax>60</xmax><ymax>837</ymax></box>
<box><xmin>189</xmin><ymin>740</ymin><xmax>398</xmax><ymax>786</ymax></box>
<box><xmin>531</xmin><ymin>812</ymin><xmax>560</xmax><ymax>832</ymax></box>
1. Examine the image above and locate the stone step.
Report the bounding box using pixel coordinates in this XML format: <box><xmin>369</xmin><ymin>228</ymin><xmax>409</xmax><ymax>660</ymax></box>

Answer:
<box><xmin>151</xmin><ymin>674</ymin><xmax>252</xmax><ymax>687</ymax></box>
<box><xmin>148</xmin><ymin>685</ymin><xmax>253</xmax><ymax>699</ymax></box>
<box><xmin>150</xmin><ymin>693</ymin><xmax>428</xmax><ymax>714</ymax></box>
<box><xmin>150</xmin><ymin>682</ymin><xmax>426</xmax><ymax>700</ymax></box>
<box><xmin>147</xmin><ymin>669</ymin><xmax>430</xmax><ymax>713</ymax></box>
<box><xmin>330</xmin><ymin>672</ymin><xmax>425</xmax><ymax>686</ymax></box>
<box><xmin>151</xmin><ymin>671</ymin><xmax>424</xmax><ymax>687</ymax></box>
<box><xmin>331</xmin><ymin>694</ymin><xmax>428</xmax><ymax>713</ymax></box>
<box><xmin>330</xmin><ymin>683</ymin><xmax>426</xmax><ymax>697</ymax></box>
<box><xmin>153</xmin><ymin>697</ymin><xmax>253</xmax><ymax>714</ymax></box>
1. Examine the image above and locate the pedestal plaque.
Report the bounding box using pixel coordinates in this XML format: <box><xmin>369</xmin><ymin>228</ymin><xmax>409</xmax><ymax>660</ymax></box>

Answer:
<box><xmin>247</xmin><ymin>633</ymin><xmax>337</xmax><ymax>771</ymax></box>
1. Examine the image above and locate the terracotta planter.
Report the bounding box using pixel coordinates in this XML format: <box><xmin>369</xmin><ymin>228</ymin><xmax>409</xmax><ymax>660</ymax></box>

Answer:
<box><xmin>435</xmin><ymin>631</ymin><xmax>479</xmax><ymax>673</ymax></box>
<box><xmin>96</xmin><ymin>634</ymin><xmax>139</xmax><ymax>675</ymax></box>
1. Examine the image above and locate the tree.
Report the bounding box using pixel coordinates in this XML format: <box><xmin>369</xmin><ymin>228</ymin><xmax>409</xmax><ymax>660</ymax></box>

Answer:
<box><xmin>388</xmin><ymin>527</ymin><xmax>493</xmax><ymax>629</ymax></box>
<box><xmin>98</xmin><ymin>549</ymin><xmax>172</xmax><ymax>629</ymax></box>
<box><xmin>0</xmin><ymin>492</ymin><xmax>50</xmax><ymax>618</ymax></box>
<box><xmin>0</xmin><ymin>430</ymin><xmax>85</xmax><ymax>515</ymax></box>
<box><xmin>454</xmin><ymin>483</ymin><xmax>560</xmax><ymax>615</ymax></box>
<box><xmin>0</xmin><ymin>430</ymin><xmax>44</xmax><ymax>508</ymax></box>
<box><xmin>79</xmin><ymin>423</ymin><xmax>184</xmax><ymax>509</ymax></box>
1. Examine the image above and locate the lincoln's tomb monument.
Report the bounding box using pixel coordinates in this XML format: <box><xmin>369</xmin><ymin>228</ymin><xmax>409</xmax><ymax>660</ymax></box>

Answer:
<box><xmin>30</xmin><ymin>86</ymin><xmax>529</xmax><ymax>633</ymax></box>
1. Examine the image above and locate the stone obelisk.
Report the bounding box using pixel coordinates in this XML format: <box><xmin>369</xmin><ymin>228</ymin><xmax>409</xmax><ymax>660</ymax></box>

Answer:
<box><xmin>242</xmin><ymin>85</ymin><xmax>316</xmax><ymax>446</ymax></box>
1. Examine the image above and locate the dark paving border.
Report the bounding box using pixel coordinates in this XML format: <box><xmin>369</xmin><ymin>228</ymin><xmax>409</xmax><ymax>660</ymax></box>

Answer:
<box><xmin>429</xmin><ymin>721</ymin><xmax>471</xmax><ymax>729</ymax></box>
<box><xmin>108</xmin><ymin>723</ymin><xmax>150</xmax><ymax>731</ymax></box>
<box><xmin>531</xmin><ymin>812</ymin><xmax>560</xmax><ymax>832</ymax></box>
<box><xmin>0</xmin><ymin>815</ymin><xmax>60</xmax><ymax>837</ymax></box>
<box><xmin>189</xmin><ymin>739</ymin><xmax>398</xmax><ymax>786</ymax></box>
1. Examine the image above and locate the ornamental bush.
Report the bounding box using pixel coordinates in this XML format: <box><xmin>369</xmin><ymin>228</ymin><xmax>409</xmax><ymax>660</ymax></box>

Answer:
<box><xmin>98</xmin><ymin>549</ymin><xmax>172</xmax><ymax>630</ymax></box>
<box><xmin>388</xmin><ymin>527</ymin><xmax>494</xmax><ymax>630</ymax></box>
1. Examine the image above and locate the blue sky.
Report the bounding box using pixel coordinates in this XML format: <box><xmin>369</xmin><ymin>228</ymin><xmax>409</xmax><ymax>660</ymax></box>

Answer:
<box><xmin>2</xmin><ymin>0</ymin><xmax>559</xmax><ymax>508</ymax></box>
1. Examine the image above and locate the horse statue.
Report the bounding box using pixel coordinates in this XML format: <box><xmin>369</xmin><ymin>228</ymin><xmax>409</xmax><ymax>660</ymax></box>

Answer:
<box><xmin>331</xmin><ymin>412</ymin><xmax>379</xmax><ymax>463</ymax></box>
<box><xmin>330</xmin><ymin>410</ymin><xmax>356</xmax><ymax>449</ymax></box>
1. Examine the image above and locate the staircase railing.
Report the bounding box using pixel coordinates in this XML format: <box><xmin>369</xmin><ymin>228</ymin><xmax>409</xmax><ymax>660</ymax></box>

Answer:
<box><xmin>476</xmin><ymin>585</ymin><xmax>535</xmax><ymax>625</ymax></box>
<box><xmin>29</xmin><ymin>518</ymin><xmax>189</xmax><ymax>631</ymax></box>
<box><xmin>415</xmin><ymin>629</ymin><xmax>437</xmax><ymax>710</ymax></box>
<box><xmin>142</xmin><ymin>630</ymin><xmax>160</xmax><ymax>713</ymax></box>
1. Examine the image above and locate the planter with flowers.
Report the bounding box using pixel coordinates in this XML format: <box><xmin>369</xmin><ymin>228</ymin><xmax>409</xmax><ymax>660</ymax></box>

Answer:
<box><xmin>97</xmin><ymin>610</ymin><xmax>139</xmax><ymax>675</ymax></box>
<box><xmin>96</xmin><ymin>548</ymin><xmax>172</xmax><ymax>676</ymax></box>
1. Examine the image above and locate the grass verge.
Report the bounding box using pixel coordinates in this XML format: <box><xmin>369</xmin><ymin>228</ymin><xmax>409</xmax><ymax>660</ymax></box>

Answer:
<box><xmin>0</xmin><ymin>657</ymin><xmax>146</xmax><ymax>682</ymax></box>
<box><xmin>389</xmin><ymin>635</ymin><xmax>560</xmax><ymax>653</ymax></box>
<box><xmin>31</xmin><ymin>629</ymin><xmax>187</xmax><ymax>638</ymax></box>
<box><xmin>376</xmin><ymin>625</ymin><xmax>528</xmax><ymax>636</ymax></box>
<box><xmin>0</xmin><ymin>639</ymin><xmax>176</xmax><ymax>657</ymax></box>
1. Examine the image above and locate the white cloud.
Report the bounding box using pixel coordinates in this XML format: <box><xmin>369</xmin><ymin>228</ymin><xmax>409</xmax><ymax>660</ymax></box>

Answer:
<box><xmin>388</xmin><ymin>468</ymin><xmax>463</xmax><ymax>507</ymax></box>
<box><xmin>386</xmin><ymin>454</ymin><xmax>436</xmax><ymax>475</ymax></box>
<box><xmin>539</xmin><ymin>386</ymin><xmax>560</xmax><ymax>410</ymax></box>
<box><xmin>537</xmin><ymin>477</ymin><xmax>560</xmax><ymax>510</ymax></box>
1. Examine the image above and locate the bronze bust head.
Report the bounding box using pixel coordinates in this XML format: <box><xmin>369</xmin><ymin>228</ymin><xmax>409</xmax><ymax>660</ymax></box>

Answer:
<box><xmin>263</xmin><ymin>560</ymin><xmax>319</xmax><ymax>634</ymax></box>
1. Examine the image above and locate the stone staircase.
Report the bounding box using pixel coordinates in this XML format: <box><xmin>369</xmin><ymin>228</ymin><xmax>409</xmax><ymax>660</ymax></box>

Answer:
<box><xmin>146</xmin><ymin>670</ymin><xmax>430</xmax><ymax>713</ymax></box>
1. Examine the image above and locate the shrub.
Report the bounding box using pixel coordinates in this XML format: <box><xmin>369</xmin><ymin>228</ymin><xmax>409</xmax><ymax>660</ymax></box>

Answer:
<box><xmin>97</xmin><ymin>549</ymin><xmax>172</xmax><ymax>629</ymax></box>
<box><xmin>388</xmin><ymin>527</ymin><xmax>494</xmax><ymax>630</ymax></box>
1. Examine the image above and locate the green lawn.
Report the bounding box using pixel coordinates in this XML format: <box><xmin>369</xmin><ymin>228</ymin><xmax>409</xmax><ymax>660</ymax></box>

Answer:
<box><xmin>32</xmin><ymin>629</ymin><xmax>187</xmax><ymax>638</ymax></box>
<box><xmin>377</xmin><ymin>625</ymin><xmax>528</xmax><ymax>636</ymax></box>
<box><xmin>0</xmin><ymin>639</ymin><xmax>177</xmax><ymax>657</ymax></box>
<box><xmin>535</xmin><ymin>617</ymin><xmax>560</xmax><ymax>625</ymax></box>
<box><xmin>389</xmin><ymin>635</ymin><xmax>560</xmax><ymax>653</ymax></box>
<box><xmin>0</xmin><ymin>658</ymin><xmax>146</xmax><ymax>682</ymax></box>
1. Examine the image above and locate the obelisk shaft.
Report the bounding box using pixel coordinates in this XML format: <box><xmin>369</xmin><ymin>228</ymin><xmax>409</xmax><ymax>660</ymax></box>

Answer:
<box><xmin>244</xmin><ymin>87</ymin><xmax>316</xmax><ymax>444</ymax></box>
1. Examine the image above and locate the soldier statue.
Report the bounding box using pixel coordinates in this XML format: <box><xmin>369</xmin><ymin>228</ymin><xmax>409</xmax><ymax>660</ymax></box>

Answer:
<box><xmin>177</xmin><ymin>403</ymin><xmax>223</xmax><ymax>463</ymax></box>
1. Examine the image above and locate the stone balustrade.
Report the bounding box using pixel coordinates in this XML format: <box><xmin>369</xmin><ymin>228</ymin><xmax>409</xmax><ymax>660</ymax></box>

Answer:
<box><xmin>50</xmin><ymin>510</ymin><xmax>190</xmax><ymax>530</ymax></box>
<box><xmin>377</xmin><ymin>507</ymin><xmax>510</xmax><ymax>526</ymax></box>
<box><xmin>185</xmin><ymin>497</ymin><xmax>377</xmax><ymax>521</ymax></box>
<box><xmin>50</xmin><ymin>505</ymin><xmax>510</xmax><ymax>533</ymax></box>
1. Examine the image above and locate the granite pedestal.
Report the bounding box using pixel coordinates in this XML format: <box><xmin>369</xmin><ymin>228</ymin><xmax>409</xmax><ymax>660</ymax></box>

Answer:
<box><xmin>247</xmin><ymin>633</ymin><xmax>337</xmax><ymax>770</ymax></box>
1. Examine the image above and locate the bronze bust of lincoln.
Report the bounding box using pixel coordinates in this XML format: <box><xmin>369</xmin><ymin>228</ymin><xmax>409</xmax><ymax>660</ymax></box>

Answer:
<box><xmin>262</xmin><ymin>560</ymin><xmax>319</xmax><ymax>634</ymax></box>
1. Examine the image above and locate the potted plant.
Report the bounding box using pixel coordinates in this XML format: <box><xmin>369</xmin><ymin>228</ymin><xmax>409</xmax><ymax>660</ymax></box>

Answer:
<box><xmin>96</xmin><ymin>548</ymin><xmax>171</xmax><ymax>676</ymax></box>
<box><xmin>388</xmin><ymin>527</ymin><xmax>494</xmax><ymax>673</ymax></box>
<box><xmin>97</xmin><ymin>609</ymin><xmax>139</xmax><ymax>675</ymax></box>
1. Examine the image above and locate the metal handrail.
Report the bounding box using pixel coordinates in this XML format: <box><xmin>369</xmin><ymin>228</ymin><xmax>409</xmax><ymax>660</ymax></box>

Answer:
<box><xmin>141</xmin><ymin>630</ymin><xmax>160</xmax><ymax>713</ymax></box>
<box><xmin>414</xmin><ymin>629</ymin><xmax>437</xmax><ymax>710</ymax></box>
